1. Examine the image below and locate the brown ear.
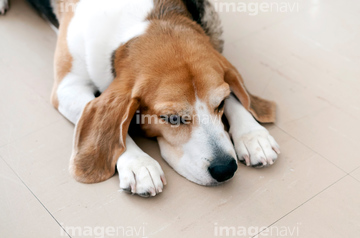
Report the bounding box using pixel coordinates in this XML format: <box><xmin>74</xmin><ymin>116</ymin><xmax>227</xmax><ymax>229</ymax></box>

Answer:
<box><xmin>222</xmin><ymin>59</ymin><xmax>276</xmax><ymax>123</ymax></box>
<box><xmin>70</xmin><ymin>80</ymin><xmax>140</xmax><ymax>183</ymax></box>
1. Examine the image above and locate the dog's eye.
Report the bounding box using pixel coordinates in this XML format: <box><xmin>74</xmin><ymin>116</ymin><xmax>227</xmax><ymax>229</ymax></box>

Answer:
<box><xmin>215</xmin><ymin>100</ymin><xmax>225</xmax><ymax>113</ymax></box>
<box><xmin>160</xmin><ymin>115</ymin><xmax>183</xmax><ymax>125</ymax></box>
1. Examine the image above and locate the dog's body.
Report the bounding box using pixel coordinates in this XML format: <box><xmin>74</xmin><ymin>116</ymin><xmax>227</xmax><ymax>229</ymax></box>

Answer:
<box><xmin>3</xmin><ymin>0</ymin><xmax>280</xmax><ymax>197</ymax></box>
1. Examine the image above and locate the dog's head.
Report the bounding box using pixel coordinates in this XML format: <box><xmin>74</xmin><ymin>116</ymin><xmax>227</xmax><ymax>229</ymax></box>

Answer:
<box><xmin>135</xmin><ymin>44</ymin><xmax>241</xmax><ymax>185</ymax></box>
<box><xmin>70</xmin><ymin>22</ymin><xmax>274</xmax><ymax>185</ymax></box>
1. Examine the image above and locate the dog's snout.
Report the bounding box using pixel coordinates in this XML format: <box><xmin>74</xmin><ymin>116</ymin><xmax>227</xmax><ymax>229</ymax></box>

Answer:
<box><xmin>208</xmin><ymin>159</ymin><xmax>237</xmax><ymax>182</ymax></box>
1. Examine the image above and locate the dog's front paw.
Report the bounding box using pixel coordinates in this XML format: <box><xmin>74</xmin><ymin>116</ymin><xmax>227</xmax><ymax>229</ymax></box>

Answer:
<box><xmin>233</xmin><ymin>129</ymin><xmax>280</xmax><ymax>168</ymax></box>
<box><xmin>0</xmin><ymin>0</ymin><xmax>9</xmax><ymax>15</ymax></box>
<box><xmin>117</xmin><ymin>155</ymin><xmax>166</xmax><ymax>198</ymax></box>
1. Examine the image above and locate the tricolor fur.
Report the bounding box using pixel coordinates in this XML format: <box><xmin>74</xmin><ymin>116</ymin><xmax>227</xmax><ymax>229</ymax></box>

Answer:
<box><xmin>6</xmin><ymin>0</ymin><xmax>280</xmax><ymax>197</ymax></box>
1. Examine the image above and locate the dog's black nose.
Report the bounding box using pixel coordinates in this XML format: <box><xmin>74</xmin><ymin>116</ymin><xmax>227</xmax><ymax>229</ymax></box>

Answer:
<box><xmin>208</xmin><ymin>159</ymin><xmax>237</xmax><ymax>182</ymax></box>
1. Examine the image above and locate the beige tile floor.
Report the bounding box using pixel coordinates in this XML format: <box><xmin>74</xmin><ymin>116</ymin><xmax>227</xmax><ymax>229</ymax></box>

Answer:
<box><xmin>1</xmin><ymin>0</ymin><xmax>360</xmax><ymax>237</ymax></box>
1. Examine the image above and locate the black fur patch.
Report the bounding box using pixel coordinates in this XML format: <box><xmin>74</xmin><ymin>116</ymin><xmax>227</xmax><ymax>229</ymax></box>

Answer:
<box><xmin>94</xmin><ymin>91</ymin><xmax>101</xmax><ymax>98</ymax></box>
<box><xmin>26</xmin><ymin>0</ymin><xmax>59</xmax><ymax>28</ymax></box>
<box><xmin>148</xmin><ymin>0</ymin><xmax>190</xmax><ymax>20</ymax></box>
<box><xmin>111</xmin><ymin>50</ymin><xmax>117</xmax><ymax>78</ymax></box>
<box><xmin>181</xmin><ymin>0</ymin><xmax>205</xmax><ymax>25</ymax></box>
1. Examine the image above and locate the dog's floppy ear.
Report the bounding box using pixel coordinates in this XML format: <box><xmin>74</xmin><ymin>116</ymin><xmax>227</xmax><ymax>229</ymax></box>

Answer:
<box><xmin>221</xmin><ymin>56</ymin><xmax>276</xmax><ymax>123</ymax></box>
<box><xmin>70</xmin><ymin>79</ymin><xmax>140</xmax><ymax>183</ymax></box>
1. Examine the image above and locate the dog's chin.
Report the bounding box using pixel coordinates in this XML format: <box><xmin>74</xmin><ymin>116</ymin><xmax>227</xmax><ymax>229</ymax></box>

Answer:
<box><xmin>189</xmin><ymin>178</ymin><xmax>226</xmax><ymax>187</ymax></box>
<box><xmin>179</xmin><ymin>172</ymin><xmax>224</xmax><ymax>187</ymax></box>
<box><xmin>203</xmin><ymin>181</ymin><xmax>225</xmax><ymax>187</ymax></box>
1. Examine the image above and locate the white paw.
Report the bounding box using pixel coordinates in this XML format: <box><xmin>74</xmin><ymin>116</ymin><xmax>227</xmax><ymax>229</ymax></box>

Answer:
<box><xmin>233</xmin><ymin>129</ymin><xmax>280</xmax><ymax>168</ymax></box>
<box><xmin>0</xmin><ymin>0</ymin><xmax>9</xmax><ymax>15</ymax></box>
<box><xmin>117</xmin><ymin>155</ymin><xmax>166</xmax><ymax>198</ymax></box>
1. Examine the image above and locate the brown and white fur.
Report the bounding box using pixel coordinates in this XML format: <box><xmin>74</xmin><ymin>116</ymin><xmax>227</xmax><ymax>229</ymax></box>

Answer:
<box><xmin>5</xmin><ymin>0</ymin><xmax>280</xmax><ymax>197</ymax></box>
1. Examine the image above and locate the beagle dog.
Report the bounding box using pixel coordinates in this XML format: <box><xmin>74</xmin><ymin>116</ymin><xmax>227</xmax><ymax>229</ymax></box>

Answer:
<box><xmin>7</xmin><ymin>0</ymin><xmax>280</xmax><ymax>197</ymax></box>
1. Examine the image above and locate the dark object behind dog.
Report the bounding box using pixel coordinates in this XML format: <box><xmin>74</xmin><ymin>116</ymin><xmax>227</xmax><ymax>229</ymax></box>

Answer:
<box><xmin>27</xmin><ymin>0</ymin><xmax>59</xmax><ymax>27</ymax></box>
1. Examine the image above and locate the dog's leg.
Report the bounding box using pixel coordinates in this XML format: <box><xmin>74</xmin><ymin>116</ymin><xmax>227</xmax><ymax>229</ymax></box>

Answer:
<box><xmin>117</xmin><ymin>134</ymin><xmax>166</xmax><ymax>197</ymax></box>
<box><xmin>224</xmin><ymin>94</ymin><xmax>280</xmax><ymax>167</ymax></box>
<box><xmin>0</xmin><ymin>0</ymin><xmax>9</xmax><ymax>15</ymax></box>
<box><xmin>56</xmin><ymin>73</ymin><xmax>97</xmax><ymax>124</ymax></box>
<box><xmin>57</xmin><ymin>74</ymin><xmax>166</xmax><ymax>197</ymax></box>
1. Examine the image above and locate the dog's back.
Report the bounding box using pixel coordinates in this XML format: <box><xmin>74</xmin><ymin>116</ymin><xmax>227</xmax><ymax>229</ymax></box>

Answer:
<box><xmin>24</xmin><ymin>0</ymin><xmax>223</xmax><ymax>52</ymax></box>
